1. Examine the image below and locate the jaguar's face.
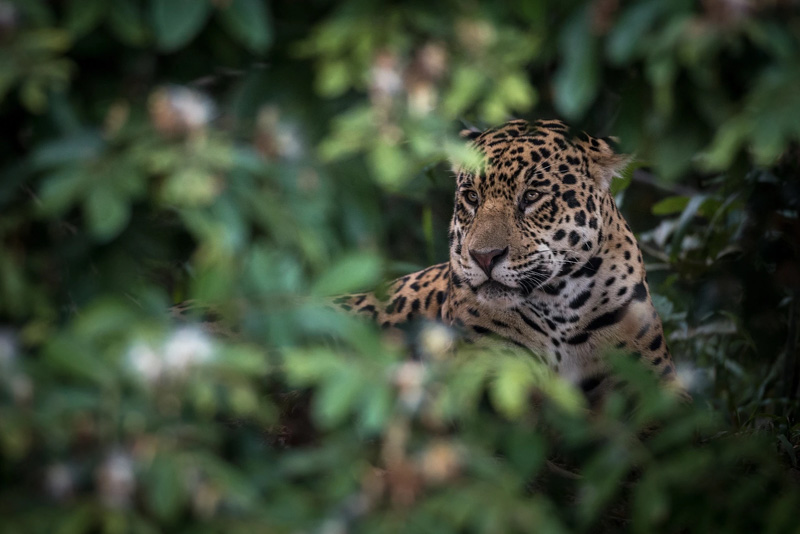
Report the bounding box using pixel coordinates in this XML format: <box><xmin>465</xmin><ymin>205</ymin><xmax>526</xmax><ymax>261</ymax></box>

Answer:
<box><xmin>449</xmin><ymin>120</ymin><xmax>627</xmax><ymax>306</ymax></box>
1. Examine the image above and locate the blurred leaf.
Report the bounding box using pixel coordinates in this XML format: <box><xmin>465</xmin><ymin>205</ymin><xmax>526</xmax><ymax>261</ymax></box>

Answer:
<box><xmin>502</xmin><ymin>428</ymin><xmax>545</xmax><ymax>481</ymax></box>
<box><xmin>553</xmin><ymin>8</ymin><xmax>599</xmax><ymax>119</ymax></box>
<box><xmin>145</xmin><ymin>454</ymin><xmax>185</xmax><ymax>522</ymax></box>
<box><xmin>490</xmin><ymin>356</ymin><xmax>534</xmax><ymax>419</ymax></box>
<box><xmin>669</xmin><ymin>194</ymin><xmax>706</xmax><ymax>259</ymax></box>
<box><xmin>777</xmin><ymin>434</ymin><xmax>797</xmax><ymax>467</ymax></box>
<box><xmin>311</xmin><ymin>252</ymin><xmax>381</xmax><ymax>296</ymax></box>
<box><xmin>607</xmin><ymin>0</ymin><xmax>666</xmax><ymax>64</ymax></box>
<box><xmin>633</xmin><ymin>475</ymin><xmax>670</xmax><ymax>530</ymax></box>
<box><xmin>84</xmin><ymin>186</ymin><xmax>130</xmax><ymax>241</ymax></box>
<box><xmin>368</xmin><ymin>142</ymin><xmax>409</xmax><ymax>189</ymax></box>
<box><xmin>610</xmin><ymin>162</ymin><xmax>636</xmax><ymax>197</ymax></box>
<box><xmin>37</xmin><ymin>166</ymin><xmax>88</xmax><ymax>216</ymax></box>
<box><xmin>443</xmin><ymin>66</ymin><xmax>485</xmax><ymax>116</ymax></box>
<box><xmin>358</xmin><ymin>383</ymin><xmax>393</xmax><ymax>434</ymax></box>
<box><xmin>43</xmin><ymin>334</ymin><xmax>111</xmax><ymax>384</ymax></box>
<box><xmin>64</xmin><ymin>0</ymin><xmax>107</xmax><ymax>37</ymax></box>
<box><xmin>108</xmin><ymin>0</ymin><xmax>149</xmax><ymax>45</ymax></box>
<box><xmin>652</xmin><ymin>195</ymin><xmax>689</xmax><ymax>216</ymax></box>
<box><xmin>30</xmin><ymin>131</ymin><xmax>104</xmax><ymax>170</ymax></box>
<box><xmin>151</xmin><ymin>0</ymin><xmax>211</xmax><ymax>52</ymax></box>
<box><xmin>315</xmin><ymin>60</ymin><xmax>350</xmax><ymax>98</ymax></box>
<box><xmin>217</xmin><ymin>0</ymin><xmax>273</xmax><ymax>53</ymax></box>
<box><xmin>55</xmin><ymin>503</ymin><xmax>94</xmax><ymax>534</ymax></box>
<box><xmin>314</xmin><ymin>368</ymin><xmax>363</xmax><ymax>427</ymax></box>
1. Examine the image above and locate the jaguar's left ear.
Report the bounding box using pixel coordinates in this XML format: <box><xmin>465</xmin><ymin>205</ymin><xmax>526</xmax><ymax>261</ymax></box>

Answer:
<box><xmin>452</xmin><ymin>126</ymin><xmax>485</xmax><ymax>176</ymax></box>
<box><xmin>579</xmin><ymin>134</ymin><xmax>631</xmax><ymax>191</ymax></box>
<box><xmin>459</xmin><ymin>126</ymin><xmax>482</xmax><ymax>140</ymax></box>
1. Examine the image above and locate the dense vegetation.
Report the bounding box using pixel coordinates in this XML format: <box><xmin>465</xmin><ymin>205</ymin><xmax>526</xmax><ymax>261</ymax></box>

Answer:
<box><xmin>1</xmin><ymin>0</ymin><xmax>799</xmax><ymax>531</ymax></box>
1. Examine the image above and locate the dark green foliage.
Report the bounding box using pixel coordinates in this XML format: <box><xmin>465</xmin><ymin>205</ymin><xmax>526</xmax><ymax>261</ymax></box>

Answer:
<box><xmin>1</xmin><ymin>0</ymin><xmax>799</xmax><ymax>532</ymax></box>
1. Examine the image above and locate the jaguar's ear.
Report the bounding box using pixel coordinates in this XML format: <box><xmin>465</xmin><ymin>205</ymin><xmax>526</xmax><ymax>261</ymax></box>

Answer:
<box><xmin>459</xmin><ymin>126</ymin><xmax>482</xmax><ymax>140</ymax></box>
<box><xmin>452</xmin><ymin>127</ymin><xmax>485</xmax><ymax>177</ymax></box>
<box><xmin>578</xmin><ymin>134</ymin><xmax>631</xmax><ymax>190</ymax></box>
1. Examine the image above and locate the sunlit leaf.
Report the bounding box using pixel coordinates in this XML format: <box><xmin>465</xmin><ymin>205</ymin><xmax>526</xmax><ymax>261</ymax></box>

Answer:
<box><xmin>490</xmin><ymin>357</ymin><xmax>533</xmax><ymax>419</ymax></box>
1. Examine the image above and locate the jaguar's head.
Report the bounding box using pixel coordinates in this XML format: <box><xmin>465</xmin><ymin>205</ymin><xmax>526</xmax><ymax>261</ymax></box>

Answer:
<box><xmin>449</xmin><ymin>119</ymin><xmax>629</xmax><ymax>306</ymax></box>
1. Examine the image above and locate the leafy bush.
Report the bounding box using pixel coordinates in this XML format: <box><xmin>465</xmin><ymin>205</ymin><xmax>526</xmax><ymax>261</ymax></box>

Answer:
<box><xmin>1</xmin><ymin>0</ymin><xmax>799</xmax><ymax>532</ymax></box>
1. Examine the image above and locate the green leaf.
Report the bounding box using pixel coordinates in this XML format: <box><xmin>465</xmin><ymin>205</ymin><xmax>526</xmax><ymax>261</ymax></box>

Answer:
<box><xmin>553</xmin><ymin>8</ymin><xmax>599</xmax><ymax>119</ymax></box>
<box><xmin>669</xmin><ymin>194</ymin><xmax>706</xmax><ymax>259</ymax></box>
<box><xmin>217</xmin><ymin>0</ymin><xmax>272</xmax><ymax>53</ymax></box>
<box><xmin>443</xmin><ymin>66</ymin><xmax>486</xmax><ymax>116</ymax></box>
<box><xmin>84</xmin><ymin>187</ymin><xmax>130</xmax><ymax>241</ymax></box>
<box><xmin>29</xmin><ymin>131</ymin><xmax>104</xmax><ymax>170</ymax></box>
<box><xmin>43</xmin><ymin>334</ymin><xmax>111</xmax><ymax>384</ymax></box>
<box><xmin>498</xmin><ymin>73</ymin><xmax>535</xmax><ymax>109</ymax></box>
<box><xmin>146</xmin><ymin>454</ymin><xmax>185</xmax><ymax>522</ymax></box>
<box><xmin>311</xmin><ymin>252</ymin><xmax>381</xmax><ymax>296</ymax></box>
<box><xmin>368</xmin><ymin>142</ymin><xmax>409</xmax><ymax>189</ymax></box>
<box><xmin>606</xmin><ymin>0</ymin><xmax>665</xmax><ymax>64</ymax></box>
<box><xmin>652</xmin><ymin>195</ymin><xmax>689</xmax><ymax>216</ymax></box>
<box><xmin>610</xmin><ymin>161</ymin><xmax>636</xmax><ymax>196</ymax></box>
<box><xmin>315</xmin><ymin>60</ymin><xmax>350</xmax><ymax>98</ymax></box>
<box><xmin>503</xmin><ymin>428</ymin><xmax>546</xmax><ymax>480</ymax></box>
<box><xmin>490</xmin><ymin>357</ymin><xmax>533</xmax><ymax>419</ymax></box>
<box><xmin>358</xmin><ymin>384</ymin><xmax>393</xmax><ymax>434</ymax></box>
<box><xmin>38</xmin><ymin>167</ymin><xmax>88</xmax><ymax>216</ymax></box>
<box><xmin>703</xmin><ymin>118</ymin><xmax>748</xmax><ymax>171</ymax></box>
<box><xmin>633</xmin><ymin>475</ymin><xmax>670</xmax><ymax>529</ymax></box>
<box><xmin>64</xmin><ymin>0</ymin><xmax>107</xmax><ymax>37</ymax></box>
<box><xmin>56</xmin><ymin>503</ymin><xmax>95</xmax><ymax>534</ymax></box>
<box><xmin>777</xmin><ymin>434</ymin><xmax>797</xmax><ymax>467</ymax></box>
<box><xmin>150</xmin><ymin>0</ymin><xmax>211</xmax><ymax>52</ymax></box>
<box><xmin>314</xmin><ymin>369</ymin><xmax>363</xmax><ymax>427</ymax></box>
<box><xmin>108</xmin><ymin>0</ymin><xmax>149</xmax><ymax>45</ymax></box>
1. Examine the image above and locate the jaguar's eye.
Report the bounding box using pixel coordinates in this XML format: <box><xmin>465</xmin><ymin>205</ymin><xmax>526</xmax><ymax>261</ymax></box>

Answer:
<box><xmin>464</xmin><ymin>189</ymin><xmax>479</xmax><ymax>206</ymax></box>
<box><xmin>522</xmin><ymin>190</ymin><xmax>542</xmax><ymax>206</ymax></box>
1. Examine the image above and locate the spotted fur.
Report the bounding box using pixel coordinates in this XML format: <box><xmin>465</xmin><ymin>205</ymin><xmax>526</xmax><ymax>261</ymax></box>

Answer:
<box><xmin>336</xmin><ymin>120</ymin><xmax>679</xmax><ymax>403</ymax></box>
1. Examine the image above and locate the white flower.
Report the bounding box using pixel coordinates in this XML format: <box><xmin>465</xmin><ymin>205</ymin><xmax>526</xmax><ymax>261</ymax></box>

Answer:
<box><xmin>96</xmin><ymin>450</ymin><xmax>135</xmax><ymax>509</ymax></box>
<box><xmin>166</xmin><ymin>86</ymin><xmax>215</xmax><ymax>129</ymax></box>
<box><xmin>163</xmin><ymin>327</ymin><xmax>214</xmax><ymax>374</ymax></box>
<box><xmin>148</xmin><ymin>85</ymin><xmax>216</xmax><ymax>135</ymax></box>
<box><xmin>394</xmin><ymin>361</ymin><xmax>426</xmax><ymax>411</ymax></box>
<box><xmin>370</xmin><ymin>51</ymin><xmax>403</xmax><ymax>98</ymax></box>
<box><xmin>128</xmin><ymin>327</ymin><xmax>215</xmax><ymax>383</ymax></box>
<box><xmin>419</xmin><ymin>323</ymin><xmax>455</xmax><ymax>359</ymax></box>
<box><xmin>674</xmin><ymin>362</ymin><xmax>708</xmax><ymax>395</ymax></box>
<box><xmin>127</xmin><ymin>341</ymin><xmax>163</xmax><ymax>383</ymax></box>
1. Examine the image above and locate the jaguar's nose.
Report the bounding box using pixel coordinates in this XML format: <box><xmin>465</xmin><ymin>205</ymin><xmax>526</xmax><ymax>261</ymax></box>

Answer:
<box><xmin>469</xmin><ymin>246</ymin><xmax>509</xmax><ymax>277</ymax></box>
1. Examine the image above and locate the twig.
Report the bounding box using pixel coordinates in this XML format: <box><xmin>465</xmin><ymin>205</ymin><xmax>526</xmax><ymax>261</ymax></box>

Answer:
<box><xmin>632</xmin><ymin>169</ymin><xmax>700</xmax><ymax>197</ymax></box>
<box><xmin>785</xmin><ymin>290</ymin><xmax>800</xmax><ymax>407</ymax></box>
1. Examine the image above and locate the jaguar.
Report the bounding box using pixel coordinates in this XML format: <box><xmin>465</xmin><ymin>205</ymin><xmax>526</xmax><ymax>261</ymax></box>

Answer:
<box><xmin>334</xmin><ymin>119</ymin><xmax>679</xmax><ymax>403</ymax></box>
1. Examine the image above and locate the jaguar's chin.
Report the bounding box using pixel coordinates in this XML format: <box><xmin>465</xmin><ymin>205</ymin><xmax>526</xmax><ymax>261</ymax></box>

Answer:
<box><xmin>475</xmin><ymin>280</ymin><xmax>523</xmax><ymax>307</ymax></box>
<box><xmin>479</xmin><ymin>280</ymin><xmax>515</xmax><ymax>294</ymax></box>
